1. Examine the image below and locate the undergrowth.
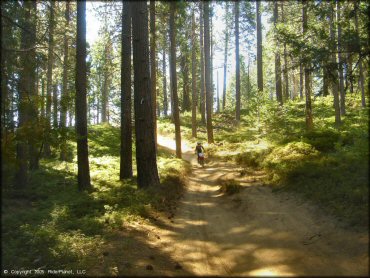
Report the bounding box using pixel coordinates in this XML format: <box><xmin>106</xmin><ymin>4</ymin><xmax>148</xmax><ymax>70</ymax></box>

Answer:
<box><xmin>175</xmin><ymin>95</ymin><xmax>369</xmax><ymax>228</ymax></box>
<box><xmin>2</xmin><ymin>123</ymin><xmax>190</xmax><ymax>270</ymax></box>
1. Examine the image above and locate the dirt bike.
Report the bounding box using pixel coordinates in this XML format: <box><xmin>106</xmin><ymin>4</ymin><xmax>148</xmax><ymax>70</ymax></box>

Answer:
<box><xmin>197</xmin><ymin>152</ymin><xmax>205</xmax><ymax>167</ymax></box>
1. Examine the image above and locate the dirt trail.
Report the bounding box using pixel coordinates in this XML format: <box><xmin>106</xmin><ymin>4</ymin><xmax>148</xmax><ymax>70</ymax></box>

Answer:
<box><xmin>116</xmin><ymin>135</ymin><xmax>368</xmax><ymax>276</ymax></box>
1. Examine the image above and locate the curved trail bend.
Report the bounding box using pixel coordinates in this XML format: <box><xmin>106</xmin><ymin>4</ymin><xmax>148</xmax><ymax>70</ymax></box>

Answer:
<box><xmin>119</xmin><ymin>135</ymin><xmax>368</xmax><ymax>276</ymax></box>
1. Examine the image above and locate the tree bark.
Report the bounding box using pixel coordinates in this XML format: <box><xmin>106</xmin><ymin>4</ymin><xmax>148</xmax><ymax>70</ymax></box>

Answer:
<box><xmin>181</xmin><ymin>53</ymin><xmax>191</xmax><ymax>111</ymax></box>
<box><xmin>76</xmin><ymin>1</ymin><xmax>91</xmax><ymax>191</ymax></box>
<box><xmin>60</xmin><ymin>0</ymin><xmax>70</xmax><ymax>161</ymax></box>
<box><xmin>120</xmin><ymin>1</ymin><xmax>133</xmax><ymax>179</ymax></box>
<box><xmin>273</xmin><ymin>0</ymin><xmax>283</xmax><ymax>105</ymax></box>
<box><xmin>15</xmin><ymin>1</ymin><xmax>37</xmax><ymax>186</ymax></box>
<box><xmin>222</xmin><ymin>2</ymin><xmax>229</xmax><ymax>111</ymax></box>
<box><xmin>354</xmin><ymin>2</ymin><xmax>366</xmax><ymax>107</ymax></box>
<box><xmin>337</xmin><ymin>1</ymin><xmax>345</xmax><ymax>115</ymax></box>
<box><xmin>322</xmin><ymin>63</ymin><xmax>329</xmax><ymax>96</ymax></box>
<box><xmin>44</xmin><ymin>0</ymin><xmax>55</xmax><ymax>157</ymax></box>
<box><xmin>204</xmin><ymin>1</ymin><xmax>214</xmax><ymax>143</ymax></box>
<box><xmin>256</xmin><ymin>0</ymin><xmax>263</xmax><ymax>93</ymax></box>
<box><xmin>150</xmin><ymin>0</ymin><xmax>157</xmax><ymax>144</ymax></box>
<box><xmin>169</xmin><ymin>2</ymin><xmax>182</xmax><ymax>158</ymax></box>
<box><xmin>199</xmin><ymin>2</ymin><xmax>206</xmax><ymax>124</ymax></box>
<box><xmin>299</xmin><ymin>63</ymin><xmax>303</xmax><ymax>99</ymax></box>
<box><xmin>281</xmin><ymin>2</ymin><xmax>289</xmax><ymax>100</ymax></box>
<box><xmin>191</xmin><ymin>9</ymin><xmax>197</xmax><ymax>138</ymax></box>
<box><xmin>52</xmin><ymin>84</ymin><xmax>58</xmax><ymax>128</ymax></box>
<box><xmin>302</xmin><ymin>0</ymin><xmax>313</xmax><ymax>130</ymax></box>
<box><xmin>132</xmin><ymin>1</ymin><xmax>161</xmax><ymax>187</ymax></box>
<box><xmin>162</xmin><ymin>45</ymin><xmax>168</xmax><ymax>116</ymax></box>
<box><xmin>235</xmin><ymin>1</ymin><xmax>241</xmax><ymax>121</ymax></box>
<box><xmin>329</xmin><ymin>3</ymin><xmax>341</xmax><ymax>128</ymax></box>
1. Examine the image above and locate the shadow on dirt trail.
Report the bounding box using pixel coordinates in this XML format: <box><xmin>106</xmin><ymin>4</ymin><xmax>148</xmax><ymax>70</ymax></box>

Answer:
<box><xmin>151</xmin><ymin>135</ymin><xmax>369</xmax><ymax>276</ymax></box>
<box><xmin>108</xmin><ymin>135</ymin><xmax>368</xmax><ymax>276</ymax></box>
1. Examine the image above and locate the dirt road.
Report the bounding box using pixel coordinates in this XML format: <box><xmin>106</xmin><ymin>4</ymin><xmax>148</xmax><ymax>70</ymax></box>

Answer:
<box><xmin>112</xmin><ymin>136</ymin><xmax>368</xmax><ymax>276</ymax></box>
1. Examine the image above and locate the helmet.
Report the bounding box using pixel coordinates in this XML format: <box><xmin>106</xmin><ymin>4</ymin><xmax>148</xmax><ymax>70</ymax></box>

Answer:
<box><xmin>197</xmin><ymin>142</ymin><xmax>201</xmax><ymax>145</ymax></box>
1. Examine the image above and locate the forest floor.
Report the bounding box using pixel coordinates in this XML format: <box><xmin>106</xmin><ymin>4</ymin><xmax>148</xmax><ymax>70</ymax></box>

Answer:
<box><xmin>96</xmin><ymin>134</ymin><xmax>368</xmax><ymax>276</ymax></box>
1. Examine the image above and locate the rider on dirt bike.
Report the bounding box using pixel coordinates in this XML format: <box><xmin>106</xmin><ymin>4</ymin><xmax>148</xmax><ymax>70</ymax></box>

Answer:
<box><xmin>195</xmin><ymin>142</ymin><xmax>205</xmax><ymax>164</ymax></box>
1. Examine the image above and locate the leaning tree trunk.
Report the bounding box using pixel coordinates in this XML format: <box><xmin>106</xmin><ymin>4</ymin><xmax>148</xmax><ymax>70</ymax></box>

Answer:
<box><xmin>235</xmin><ymin>1</ymin><xmax>241</xmax><ymax>121</ymax></box>
<box><xmin>191</xmin><ymin>9</ymin><xmax>197</xmax><ymax>138</ymax></box>
<box><xmin>302</xmin><ymin>0</ymin><xmax>313</xmax><ymax>130</ymax></box>
<box><xmin>76</xmin><ymin>0</ymin><xmax>91</xmax><ymax>191</ymax></box>
<box><xmin>150</xmin><ymin>0</ymin><xmax>157</xmax><ymax>144</ymax></box>
<box><xmin>120</xmin><ymin>1</ymin><xmax>133</xmax><ymax>179</ymax></box>
<box><xmin>132</xmin><ymin>1</ymin><xmax>161</xmax><ymax>187</ymax></box>
<box><xmin>204</xmin><ymin>1</ymin><xmax>214</xmax><ymax>143</ymax></box>
<box><xmin>169</xmin><ymin>1</ymin><xmax>182</xmax><ymax>158</ymax></box>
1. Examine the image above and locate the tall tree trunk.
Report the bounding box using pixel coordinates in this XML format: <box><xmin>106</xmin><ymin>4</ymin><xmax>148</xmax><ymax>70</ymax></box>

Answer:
<box><xmin>44</xmin><ymin>0</ymin><xmax>55</xmax><ymax>157</ymax></box>
<box><xmin>169</xmin><ymin>2</ymin><xmax>182</xmax><ymax>158</ymax></box>
<box><xmin>120</xmin><ymin>1</ymin><xmax>132</xmax><ymax>179</ymax></box>
<box><xmin>53</xmin><ymin>84</ymin><xmax>58</xmax><ymax>128</ymax></box>
<box><xmin>132</xmin><ymin>1</ymin><xmax>160</xmax><ymax>187</ymax></box>
<box><xmin>191</xmin><ymin>9</ymin><xmax>197</xmax><ymax>138</ymax></box>
<box><xmin>247</xmin><ymin>56</ymin><xmax>251</xmax><ymax>98</ymax></box>
<box><xmin>323</xmin><ymin>63</ymin><xmax>329</xmax><ymax>96</ymax></box>
<box><xmin>222</xmin><ymin>2</ymin><xmax>229</xmax><ymax>111</ymax></box>
<box><xmin>76</xmin><ymin>1</ymin><xmax>91</xmax><ymax>191</ymax></box>
<box><xmin>302</xmin><ymin>0</ymin><xmax>313</xmax><ymax>130</ymax></box>
<box><xmin>256</xmin><ymin>0</ymin><xmax>263</xmax><ymax>93</ymax></box>
<box><xmin>181</xmin><ymin>54</ymin><xmax>191</xmax><ymax>111</ymax></box>
<box><xmin>1</xmin><ymin>2</ymin><xmax>8</xmax><ymax>134</ymax></box>
<box><xmin>150</xmin><ymin>0</ymin><xmax>157</xmax><ymax>144</ymax></box>
<box><xmin>41</xmin><ymin>78</ymin><xmax>45</xmax><ymax>118</ymax></box>
<box><xmin>162</xmin><ymin>46</ymin><xmax>168</xmax><ymax>116</ymax></box>
<box><xmin>235</xmin><ymin>1</ymin><xmax>241</xmax><ymax>121</ymax></box>
<box><xmin>337</xmin><ymin>1</ymin><xmax>345</xmax><ymax>115</ymax></box>
<box><xmin>330</xmin><ymin>3</ymin><xmax>341</xmax><ymax>128</ymax></box>
<box><xmin>199</xmin><ymin>2</ymin><xmax>206</xmax><ymax>124</ymax></box>
<box><xmin>101</xmin><ymin>67</ymin><xmax>108</xmax><ymax>123</ymax></box>
<box><xmin>60</xmin><ymin>0</ymin><xmax>70</xmax><ymax>161</ymax></box>
<box><xmin>292</xmin><ymin>70</ymin><xmax>296</xmax><ymax>99</ymax></box>
<box><xmin>210</xmin><ymin>5</ymin><xmax>213</xmax><ymax>100</ymax></box>
<box><xmin>281</xmin><ymin>2</ymin><xmax>289</xmax><ymax>100</ymax></box>
<box><xmin>299</xmin><ymin>63</ymin><xmax>303</xmax><ymax>99</ymax></box>
<box><xmin>15</xmin><ymin>1</ymin><xmax>37</xmax><ymax>185</ymax></box>
<box><xmin>274</xmin><ymin>0</ymin><xmax>283</xmax><ymax>105</ymax></box>
<box><xmin>28</xmin><ymin>1</ymin><xmax>39</xmax><ymax>171</ymax></box>
<box><xmin>346</xmin><ymin>53</ymin><xmax>353</xmax><ymax>94</ymax></box>
<box><xmin>354</xmin><ymin>2</ymin><xmax>366</xmax><ymax>107</ymax></box>
<box><xmin>216</xmin><ymin>70</ymin><xmax>220</xmax><ymax>113</ymax></box>
<box><xmin>204</xmin><ymin>1</ymin><xmax>214</xmax><ymax>143</ymax></box>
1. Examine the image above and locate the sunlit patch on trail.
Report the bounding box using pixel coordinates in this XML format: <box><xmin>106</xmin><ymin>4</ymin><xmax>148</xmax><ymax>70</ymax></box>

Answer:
<box><xmin>248</xmin><ymin>265</ymin><xmax>296</xmax><ymax>276</ymax></box>
<box><xmin>157</xmin><ymin>135</ymin><xmax>192</xmax><ymax>152</ymax></box>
